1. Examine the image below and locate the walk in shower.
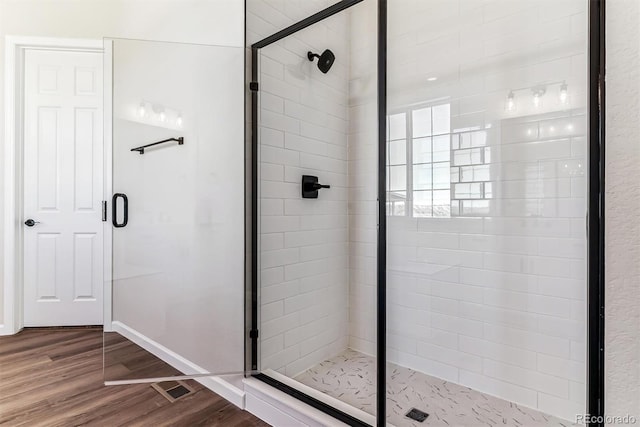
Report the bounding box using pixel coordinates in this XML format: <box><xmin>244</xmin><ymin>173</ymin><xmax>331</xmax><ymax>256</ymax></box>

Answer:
<box><xmin>249</xmin><ymin>0</ymin><xmax>602</xmax><ymax>425</ymax></box>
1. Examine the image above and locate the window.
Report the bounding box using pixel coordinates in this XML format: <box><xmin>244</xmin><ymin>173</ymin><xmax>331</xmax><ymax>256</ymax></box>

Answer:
<box><xmin>411</xmin><ymin>104</ymin><xmax>451</xmax><ymax>217</ymax></box>
<box><xmin>387</xmin><ymin>113</ymin><xmax>407</xmax><ymax>216</ymax></box>
<box><xmin>387</xmin><ymin>103</ymin><xmax>492</xmax><ymax>218</ymax></box>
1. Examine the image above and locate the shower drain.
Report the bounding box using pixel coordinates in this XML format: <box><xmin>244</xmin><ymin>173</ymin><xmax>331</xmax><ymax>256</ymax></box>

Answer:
<box><xmin>151</xmin><ymin>380</ymin><xmax>195</xmax><ymax>403</ymax></box>
<box><xmin>406</xmin><ymin>408</ymin><xmax>429</xmax><ymax>422</ymax></box>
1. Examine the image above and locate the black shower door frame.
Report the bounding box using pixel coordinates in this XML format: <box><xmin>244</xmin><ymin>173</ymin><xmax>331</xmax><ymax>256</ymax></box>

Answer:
<box><xmin>247</xmin><ymin>0</ymin><xmax>606</xmax><ymax>426</ymax></box>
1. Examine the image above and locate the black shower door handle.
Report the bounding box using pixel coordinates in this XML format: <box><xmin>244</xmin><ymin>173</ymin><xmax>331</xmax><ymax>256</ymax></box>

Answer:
<box><xmin>112</xmin><ymin>193</ymin><xmax>128</xmax><ymax>228</ymax></box>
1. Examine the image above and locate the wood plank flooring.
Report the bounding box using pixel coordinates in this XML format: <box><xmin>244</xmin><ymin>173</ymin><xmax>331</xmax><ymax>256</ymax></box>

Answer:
<box><xmin>0</xmin><ymin>328</ymin><xmax>269</xmax><ymax>427</ymax></box>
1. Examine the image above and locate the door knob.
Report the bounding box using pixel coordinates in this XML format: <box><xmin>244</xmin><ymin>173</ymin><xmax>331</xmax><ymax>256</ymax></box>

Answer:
<box><xmin>24</xmin><ymin>219</ymin><xmax>40</xmax><ymax>227</ymax></box>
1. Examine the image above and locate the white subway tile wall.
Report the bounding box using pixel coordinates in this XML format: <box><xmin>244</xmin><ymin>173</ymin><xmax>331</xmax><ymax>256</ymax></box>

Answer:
<box><xmin>380</xmin><ymin>0</ymin><xmax>587</xmax><ymax>421</ymax></box>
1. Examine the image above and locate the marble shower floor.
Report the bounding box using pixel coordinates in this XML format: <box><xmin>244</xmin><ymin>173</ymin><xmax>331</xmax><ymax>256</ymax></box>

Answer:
<box><xmin>294</xmin><ymin>349</ymin><xmax>578</xmax><ymax>427</ymax></box>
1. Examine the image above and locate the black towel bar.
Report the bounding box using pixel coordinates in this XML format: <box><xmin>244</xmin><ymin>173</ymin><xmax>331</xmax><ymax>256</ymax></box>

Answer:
<box><xmin>131</xmin><ymin>137</ymin><xmax>184</xmax><ymax>154</ymax></box>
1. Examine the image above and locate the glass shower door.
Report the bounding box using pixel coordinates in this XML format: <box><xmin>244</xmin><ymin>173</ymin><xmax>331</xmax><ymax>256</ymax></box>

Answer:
<box><xmin>253</xmin><ymin>2</ymin><xmax>378</xmax><ymax>423</ymax></box>
<box><xmin>103</xmin><ymin>38</ymin><xmax>249</xmax><ymax>382</ymax></box>
<box><xmin>386</xmin><ymin>0</ymin><xmax>589</xmax><ymax>425</ymax></box>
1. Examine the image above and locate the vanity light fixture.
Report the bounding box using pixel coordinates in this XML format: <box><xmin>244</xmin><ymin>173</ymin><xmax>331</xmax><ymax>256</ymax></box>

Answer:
<box><xmin>505</xmin><ymin>81</ymin><xmax>568</xmax><ymax>112</ymax></box>
<box><xmin>135</xmin><ymin>101</ymin><xmax>184</xmax><ymax>130</ymax></box>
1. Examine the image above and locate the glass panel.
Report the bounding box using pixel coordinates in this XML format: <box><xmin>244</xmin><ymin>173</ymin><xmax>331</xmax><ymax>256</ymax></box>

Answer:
<box><xmin>389</xmin><ymin>139</ymin><xmax>407</xmax><ymax>165</ymax></box>
<box><xmin>255</xmin><ymin>2</ymin><xmax>377</xmax><ymax>425</ymax></box>
<box><xmin>485</xmin><ymin>182</ymin><xmax>493</xmax><ymax>198</ymax></box>
<box><xmin>461</xmin><ymin>164</ymin><xmax>491</xmax><ymax>182</ymax></box>
<box><xmin>454</xmin><ymin>182</ymin><xmax>484</xmax><ymax>199</ymax></box>
<box><xmin>389</xmin><ymin>192</ymin><xmax>407</xmax><ymax>216</ymax></box>
<box><xmin>460</xmin><ymin>199</ymin><xmax>490</xmax><ymax>216</ymax></box>
<box><xmin>460</xmin><ymin>132</ymin><xmax>472</xmax><ymax>149</ymax></box>
<box><xmin>412</xmin><ymin>107</ymin><xmax>432</xmax><ymax>137</ymax></box>
<box><xmin>432</xmin><ymin>135</ymin><xmax>450</xmax><ymax>162</ymax></box>
<box><xmin>387</xmin><ymin>0</ymin><xmax>588</xmax><ymax>425</ymax></box>
<box><xmin>411</xmin><ymin>190</ymin><xmax>430</xmax><ymax>217</ymax></box>
<box><xmin>432</xmin><ymin>103</ymin><xmax>450</xmax><ymax>135</ymax></box>
<box><xmin>103</xmin><ymin>39</ymin><xmax>246</xmax><ymax>382</ymax></box>
<box><xmin>413</xmin><ymin>164</ymin><xmax>432</xmax><ymax>191</ymax></box>
<box><xmin>389</xmin><ymin>113</ymin><xmax>407</xmax><ymax>140</ymax></box>
<box><xmin>453</xmin><ymin>147</ymin><xmax>483</xmax><ymax>166</ymax></box>
<box><xmin>452</xmin><ymin>134</ymin><xmax>460</xmax><ymax>149</ymax></box>
<box><xmin>433</xmin><ymin>189</ymin><xmax>451</xmax><ymax>217</ymax></box>
<box><xmin>471</xmin><ymin>130</ymin><xmax>488</xmax><ymax>147</ymax></box>
<box><xmin>390</xmin><ymin>165</ymin><xmax>407</xmax><ymax>191</ymax></box>
<box><xmin>433</xmin><ymin>162</ymin><xmax>450</xmax><ymax>190</ymax></box>
<box><xmin>412</xmin><ymin>137</ymin><xmax>432</xmax><ymax>163</ymax></box>
<box><xmin>451</xmin><ymin>166</ymin><xmax>460</xmax><ymax>183</ymax></box>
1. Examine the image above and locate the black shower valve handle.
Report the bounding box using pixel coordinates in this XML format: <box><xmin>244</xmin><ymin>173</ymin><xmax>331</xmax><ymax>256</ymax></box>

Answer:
<box><xmin>301</xmin><ymin>175</ymin><xmax>330</xmax><ymax>198</ymax></box>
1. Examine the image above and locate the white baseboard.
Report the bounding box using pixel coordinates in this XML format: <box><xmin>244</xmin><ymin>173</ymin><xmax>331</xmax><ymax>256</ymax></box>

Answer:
<box><xmin>0</xmin><ymin>324</ymin><xmax>20</xmax><ymax>336</ymax></box>
<box><xmin>103</xmin><ymin>321</ymin><xmax>113</xmax><ymax>333</ymax></box>
<box><xmin>109</xmin><ymin>321</ymin><xmax>245</xmax><ymax>408</ymax></box>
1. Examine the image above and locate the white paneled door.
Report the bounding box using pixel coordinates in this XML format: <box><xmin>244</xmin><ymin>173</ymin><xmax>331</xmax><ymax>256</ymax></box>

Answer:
<box><xmin>23</xmin><ymin>49</ymin><xmax>104</xmax><ymax>326</ymax></box>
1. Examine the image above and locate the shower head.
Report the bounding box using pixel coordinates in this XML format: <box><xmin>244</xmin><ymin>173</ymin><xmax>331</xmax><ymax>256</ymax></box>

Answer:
<box><xmin>307</xmin><ymin>49</ymin><xmax>335</xmax><ymax>74</ymax></box>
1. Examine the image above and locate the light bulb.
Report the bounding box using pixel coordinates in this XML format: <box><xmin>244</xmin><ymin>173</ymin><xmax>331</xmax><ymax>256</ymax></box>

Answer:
<box><xmin>506</xmin><ymin>91</ymin><xmax>515</xmax><ymax>112</ymax></box>
<box><xmin>159</xmin><ymin>111</ymin><xmax>167</xmax><ymax>122</ymax></box>
<box><xmin>559</xmin><ymin>83</ymin><xmax>568</xmax><ymax>104</ymax></box>
<box><xmin>532</xmin><ymin>88</ymin><xmax>545</xmax><ymax>108</ymax></box>
<box><xmin>533</xmin><ymin>93</ymin><xmax>540</xmax><ymax>108</ymax></box>
<box><xmin>138</xmin><ymin>102</ymin><xmax>146</xmax><ymax>118</ymax></box>
<box><xmin>176</xmin><ymin>114</ymin><xmax>183</xmax><ymax>128</ymax></box>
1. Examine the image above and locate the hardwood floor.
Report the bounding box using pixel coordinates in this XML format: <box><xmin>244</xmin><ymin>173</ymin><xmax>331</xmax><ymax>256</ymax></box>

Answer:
<box><xmin>0</xmin><ymin>328</ymin><xmax>269</xmax><ymax>427</ymax></box>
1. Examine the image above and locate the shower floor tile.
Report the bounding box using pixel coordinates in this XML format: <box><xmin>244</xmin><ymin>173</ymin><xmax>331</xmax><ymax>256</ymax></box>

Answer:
<box><xmin>294</xmin><ymin>349</ymin><xmax>578</xmax><ymax>427</ymax></box>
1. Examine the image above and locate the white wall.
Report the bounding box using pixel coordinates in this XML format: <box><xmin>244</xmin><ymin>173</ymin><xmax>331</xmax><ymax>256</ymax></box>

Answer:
<box><xmin>605</xmin><ymin>0</ymin><xmax>640</xmax><ymax>421</ymax></box>
<box><xmin>0</xmin><ymin>0</ymin><xmax>244</xmax><ymax>327</ymax></box>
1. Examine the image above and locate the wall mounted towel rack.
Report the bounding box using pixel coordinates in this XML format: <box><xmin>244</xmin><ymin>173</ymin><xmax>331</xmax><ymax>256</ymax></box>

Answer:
<box><xmin>131</xmin><ymin>137</ymin><xmax>184</xmax><ymax>154</ymax></box>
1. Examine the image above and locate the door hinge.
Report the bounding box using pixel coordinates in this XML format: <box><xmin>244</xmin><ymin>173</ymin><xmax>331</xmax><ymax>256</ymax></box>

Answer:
<box><xmin>249</xmin><ymin>329</ymin><xmax>259</xmax><ymax>339</ymax></box>
<box><xmin>102</xmin><ymin>201</ymin><xmax>107</xmax><ymax>222</ymax></box>
<box><xmin>249</xmin><ymin>82</ymin><xmax>259</xmax><ymax>92</ymax></box>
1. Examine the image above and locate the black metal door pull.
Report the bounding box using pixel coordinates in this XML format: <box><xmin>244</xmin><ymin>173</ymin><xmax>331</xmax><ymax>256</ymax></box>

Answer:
<box><xmin>112</xmin><ymin>193</ymin><xmax>128</xmax><ymax>228</ymax></box>
<box><xmin>24</xmin><ymin>219</ymin><xmax>40</xmax><ymax>227</ymax></box>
